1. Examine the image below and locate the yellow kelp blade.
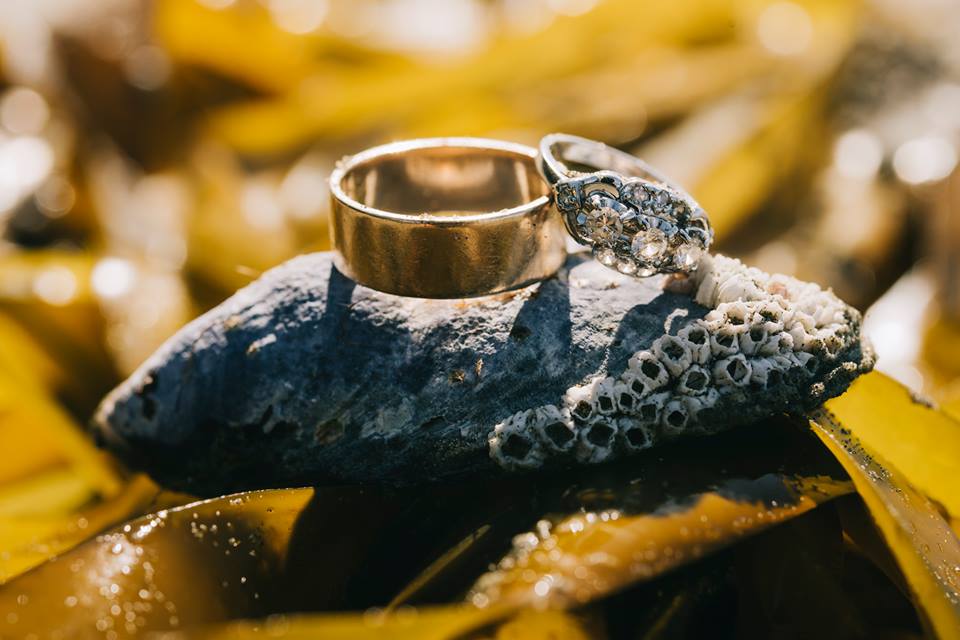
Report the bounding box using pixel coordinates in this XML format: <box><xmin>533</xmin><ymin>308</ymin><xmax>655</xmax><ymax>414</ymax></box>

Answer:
<box><xmin>168</xmin><ymin>606</ymin><xmax>509</xmax><ymax>640</ymax></box>
<box><xmin>206</xmin><ymin>0</ymin><xmax>858</xmax><ymax>157</ymax></box>
<box><xmin>378</xmin><ymin>422</ymin><xmax>854</xmax><ymax>611</ymax></box>
<box><xmin>0</xmin><ymin>251</ymin><xmax>117</xmax><ymax>407</ymax></box>
<box><xmin>0</xmin><ymin>312</ymin><xmax>61</xmax><ymax>394</ymax></box>
<box><xmin>162</xmin><ymin>607</ymin><xmax>599</xmax><ymax>640</ymax></box>
<box><xmin>202</xmin><ymin>0</ymin><xmax>746</xmax><ymax>154</ymax></box>
<box><xmin>809</xmin><ymin>408</ymin><xmax>960</xmax><ymax>640</ymax></box>
<box><xmin>0</xmin><ymin>488</ymin><xmax>411</xmax><ymax>636</ymax></box>
<box><xmin>466</xmin><ymin>472</ymin><xmax>850</xmax><ymax>610</ymax></box>
<box><xmin>679</xmin><ymin>89</ymin><xmax>824</xmax><ymax>242</ymax></box>
<box><xmin>0</xmin><ymin>329</ymin><xmax>121</xmax><ymax>491</ymax></box>
<box><xmin>0</xmin><ymin>467</ymin><xmax>96</xmax><ymax>518</ymax></box>
<box><xmin>154</xmin><ymin>0</ymin><xmax>408</xmax><ymax>94</ymax></box>
<box><xmin>0</xmin><ymin>475</ymin><xmax>159</xmax><ymax>584</ymax></box>
<box><xmin>491</xmin><ymin>609</ymin><xmax>598</xmax><ymax>640</ymax></box>
<box><xmin>0</xmin><ymin>373</ymin><xmax>122</xmax><ymax>495</ymax></box>
<box><xmin>825</xmin><ymin>371</ymin><xmax>960</xmax><ymax>519</ymax></box>
<box><xmin>185</xmin><ymin>147</ymin><xmax>315</xmax><ymax>294</ymax></box>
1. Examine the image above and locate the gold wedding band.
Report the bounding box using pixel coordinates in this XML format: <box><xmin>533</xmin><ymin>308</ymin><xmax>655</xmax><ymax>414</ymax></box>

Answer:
<box><xmin>329</xmin><ymin>137</ymin><xmax>567</xmax><ymax>298</ymax></box>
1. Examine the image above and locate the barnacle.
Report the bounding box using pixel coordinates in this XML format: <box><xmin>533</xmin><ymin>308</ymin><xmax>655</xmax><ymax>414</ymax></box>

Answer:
<box><xmin>529</xmin><ymin>405</ymin><xmax>577</xmax><ymax>454</ymax></box>
<box><xmin>684</xmin><ymin>388</ymin><xmax>721</xmax><ymax>427</ymax></box>
<box><xmin>719</xmin><ymin>300</ymin><xmax>753</xmax><ymax>327</ymax></box>
<box><xmin>627</xmin><ymin>352</ymin><xmax>670</xmax><ymax>390</ymax></box>
<box><xmin>653</xmin><ymin>335</ymin><xmax>693</xmax><ymax>377</ymax></box>
<box><xmin>661</xmin><ymin>398</ymin><xmax>691</xmax><ymax>435</ymax></box>
<box><xmin>577</xmin><ymin>418</ymin><xmax>618</xmax><ymax>463</ymax></box>
<box><xmin>621</xmin><ymin>370</ymin><xmax>652</xmax><ymax>399</ymax></box>
<box><xmin>488</xmin><ymin>254</ymin><xmax>867</xmax><ymax>470</ymax></box>
<box><xmin>563</xmin><ymin>382</ymin><xmax>596</xmax><ymax>423</ymax></box>
<box><xmin>709</xmin><ymin>325</ymin><xmax>742</xmax><ymax>357</ymax></box>
<box><xmin>714</xmin><ymin>354</ymin><xmax>752</xmax><ymax>387</ymax></box>
<box><xmin>489</xmin><ymin>411</ymin><xmax>544</xmax><ymax>471</ymax></box>
<box><xmin>677</xmin><ymin>321</ymin><xmax>712</xmax><ymax>364</ymax></box>
<box><xmin>636</xmin><ymin>391</ymin><xmax>670</xmax><ymax>424</ymax></box>
<box><xmin>754</xmin><ymin>300</ymin><xmax>787</xmax><ymax>333</ymax></box>
<box><xmin>760</xmin><ymin>330</ymin><xmax>793</xmax><ymax>356</ymax></box>
<box><xmin>592</xmin><ymin>377</ymin><xmax>619</xmax><ymax>415</ymax></box>
<box><xmin>613</xmin><ymin>379</ymin><xmax>640</xmax><ymax>413</ymax></box>
<box><xmin>749</xmin><ymin>357</ymin><xmax>782</xmax><ymax>388</ymax></box>
<box><xmin>618</xmin><ymin>418</ymin><xmax>654</xmax><ymax>452</ymax></box>
<box><xmin>676</xmin><ymin>365</ymin><xmax>711</xmax><ymax>395</ymax></box>
<box><xmin>738</xmin><ymin>323</ymin><xmax>768</xmax><ymax>356</ymax></box>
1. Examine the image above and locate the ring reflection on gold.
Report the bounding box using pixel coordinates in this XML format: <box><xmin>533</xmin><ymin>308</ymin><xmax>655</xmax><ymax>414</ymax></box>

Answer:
<box><xmin>329</xmin><ymin>137</ymin><xmax>567</xmax><ymax>299</ymax></box>
<box><xmin>538</xmin><ymin>133</ymin><xmax>713</xmax><ymax>278</ymax></box>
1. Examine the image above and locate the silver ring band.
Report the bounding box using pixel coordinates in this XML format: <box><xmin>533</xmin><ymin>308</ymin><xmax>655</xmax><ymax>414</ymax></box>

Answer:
<box><xmin>538</xmin><ymin>133</ymin><xmax>713</xmax><ymax>277</ymax></box>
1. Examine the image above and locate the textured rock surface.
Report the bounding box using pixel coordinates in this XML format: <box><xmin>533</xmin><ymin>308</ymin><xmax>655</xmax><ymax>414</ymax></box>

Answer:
<box><xmin>93</xmin><ymin>251</ymin><xmax>873</xmax><ymax>495</ymax></box>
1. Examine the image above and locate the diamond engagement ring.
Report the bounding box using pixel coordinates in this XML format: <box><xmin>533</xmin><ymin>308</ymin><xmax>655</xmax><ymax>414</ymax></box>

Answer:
<box><xmin>538</xmin><ymin>133</ymin><xmax>713</xmax><ymax>277</ymax></box>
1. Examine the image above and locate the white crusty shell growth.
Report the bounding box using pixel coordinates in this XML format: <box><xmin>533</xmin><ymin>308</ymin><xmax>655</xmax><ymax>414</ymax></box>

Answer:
<box><xmin>489</xmin><ymin>254</ymin><xmax>869</xmax><ymax>470</ymax></box>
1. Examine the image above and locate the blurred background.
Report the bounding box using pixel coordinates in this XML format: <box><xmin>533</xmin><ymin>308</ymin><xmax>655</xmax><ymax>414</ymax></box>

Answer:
<box><xmin>2</xmin><ymin>0</ymin><xmax>960</xmax><ymax>569</ymax></box>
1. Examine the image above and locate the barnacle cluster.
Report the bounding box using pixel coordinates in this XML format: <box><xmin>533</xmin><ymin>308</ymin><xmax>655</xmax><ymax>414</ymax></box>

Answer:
<box><xmin>488</xmin><ymin>254</ymin><xmax>866</xmax><ymax>470</ymax></box>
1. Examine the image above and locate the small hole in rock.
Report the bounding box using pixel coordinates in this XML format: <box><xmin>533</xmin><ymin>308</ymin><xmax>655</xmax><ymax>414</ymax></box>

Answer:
<box><xmin>631</xmin><ymin>379</ymin><xmax>646</xmax><ymax>395</ymax></box>
<box><xmin>750</xmin><ymin>328</ymin><xmax>765</xmax><ymax>341</ymax></box>
<box><xmin>805</xmin><ymin>358</ymin><xmax>818</xmax><ymax>373</ymax></box>
<box><xmin>544</xmin><ymin>422</ymin><xmax>573</xmax><ymax>446</ymax></box>
<box><xmin>510</xmin><ymin>324</ymin><xmax>532</xmax><ymax>341</ymax></box>
<box><xmin>502</xmin><ymin>434</ymin><xmax>533</xmax><ymax>459</ymax></box>
<box><xmin>598</xmin><ymin>395</ymin><xmax>614</xmax><ymax>412</ymax></box>
<box><xmin>688</xmin><ymin>329</ymin><xmax>706</xmax><ymax>344</ymax></box>
<box><xmin>586</xmin><ymin>422</ymin><xmax>615</xmax><ymax>446</ymax></box>
<box><xmin>619</xmin><ymin>393</ymin><xmax>634</xmax><ymax>409</ymax></box>
<box><xmin>420</xmin><ymin>415</ymin><xmax>445</xmax><ymax>430</ymax></box>
<box><xmin>728</xmin><ymin>314</ymin><xmax>745</xmax><ymax>326</ymax></box>
<box><xmin>141</xmin><ymin>396</ymin><xmax>156</xmax><ymax>420</ymax></box>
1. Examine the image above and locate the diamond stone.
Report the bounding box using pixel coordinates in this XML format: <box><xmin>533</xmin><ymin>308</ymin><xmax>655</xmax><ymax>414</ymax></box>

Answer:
<box><xmin>674</xmin><ymin>243</ymin><xmax>703</xmax><ymax>270</ymax></box>
<box><xmin>584</xmin><ymin>206</ymin><xmax>622</xmax><ymax>243</ymax></box>
<box><xmin>630</xmin><ymin>228</ymin><xmax>667</xmax><ymax>261</ymax></box>
<box><xmin>617</xmin><ymin>259</ymin><xmax>638</xmax><ymax>275</ymax></box>
<box><xmin>595</xmin><ymin>247</ymin><xmax>617</xmax><ymax>266</ymax></box>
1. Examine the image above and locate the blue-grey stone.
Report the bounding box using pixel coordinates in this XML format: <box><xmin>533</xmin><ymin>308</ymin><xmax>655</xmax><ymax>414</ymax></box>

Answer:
<box><xmin>92</xmin><ymin>251</ymin><xmax>871</xmax><ymax>495</ymax></box>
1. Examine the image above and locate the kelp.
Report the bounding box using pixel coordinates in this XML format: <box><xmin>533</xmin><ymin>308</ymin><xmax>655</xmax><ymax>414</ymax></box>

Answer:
<box><xmin>0</xmin><ymin>421</ymin><xmax>853</xmax><ymax>637</ymax></box>
<box><xmin>824</xmin><ymin>371</ymin><xmax>960</xmax><ymax>518</ymax></box>
<box><xmin>810</xmin><ymin>407</ymin><xmax>960</xmax><ymax>639</ymax></box>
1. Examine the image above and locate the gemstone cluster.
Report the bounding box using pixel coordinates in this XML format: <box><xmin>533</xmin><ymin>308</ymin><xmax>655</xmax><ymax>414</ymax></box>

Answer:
<box><xmin>556</xmin><ymin>173</ymin><xmax>712</xmax><ymax>277</ymax></box>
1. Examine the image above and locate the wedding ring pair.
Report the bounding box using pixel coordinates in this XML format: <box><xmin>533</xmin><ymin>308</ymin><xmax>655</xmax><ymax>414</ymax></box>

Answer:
<box><xmin>329</xmin><ymin>134</ymin><xmax>713</xmax><ymax>298</ymax></box>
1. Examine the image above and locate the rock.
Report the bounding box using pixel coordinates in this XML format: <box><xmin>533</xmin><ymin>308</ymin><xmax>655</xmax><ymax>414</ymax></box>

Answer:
<box><xmin>92</xmin><ymin>252</ymin><xmax>873</xmax><ymax>495</ymax></box>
